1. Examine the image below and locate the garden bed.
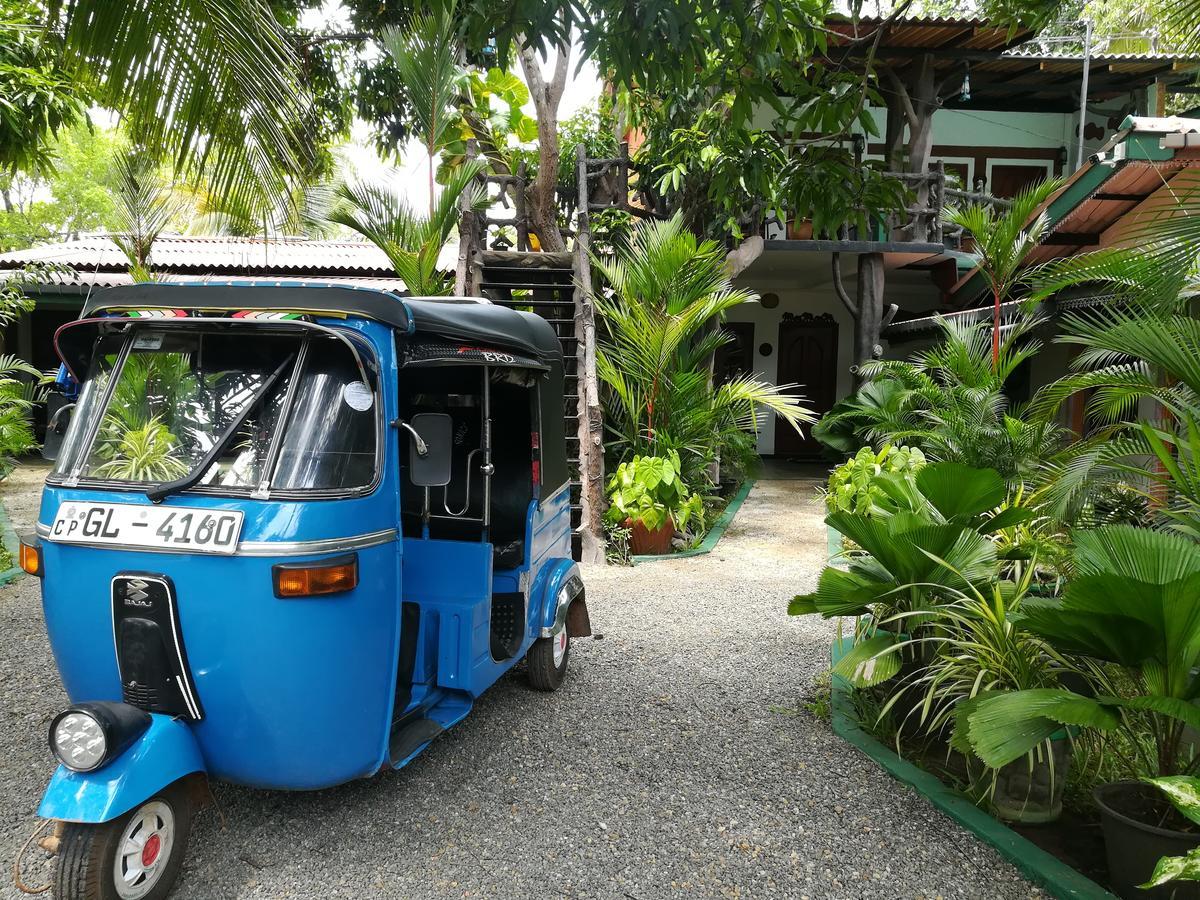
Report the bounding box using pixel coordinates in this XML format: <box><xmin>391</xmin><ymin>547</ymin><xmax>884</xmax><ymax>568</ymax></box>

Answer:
<box><xmin>629</xmin><ymin>478</ymin><xmax>753</xmax><ymax>564</ymax></box>
<box><xmin>831</xmin><ymin>636</ymin><xmax>1118</xmax><ymax>899</ymax></box>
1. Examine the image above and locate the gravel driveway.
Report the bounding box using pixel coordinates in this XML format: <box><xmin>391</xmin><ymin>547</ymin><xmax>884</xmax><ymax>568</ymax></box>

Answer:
<box><xmin>0</xmin><ymin>463</ymin><xmax>1040</xmax><ymax>899</ymax></box>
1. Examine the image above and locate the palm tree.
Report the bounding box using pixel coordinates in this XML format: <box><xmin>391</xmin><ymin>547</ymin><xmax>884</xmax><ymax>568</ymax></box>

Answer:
<box><xmin>1020</xmin><ymin>244</ymin><xmax>1200</xmax><ymax>527</ymax></box>
<box><xmin>593</xmin><ymin>214</ymin><xmax>814</xmax><ymax>485</ymax></box>
<box><xmin>820</xmin><ymin>315</ymin><xmax>1066</xmax><ymax>487</ymax></box>
<box><xmin>7</xmin><ymin>1</ymin><xmax>313</xmax><ymax>214</ymax></box>
<box><xmin>944</xmin><ymin>178</ymin><xmax>1062</xmax><ymax>367</ymax></box>
<box><xmin>111</xmin><ymin>155</ymin><xmax>187</xmax><ymax>282</ymax></box>
<box><xmin>327</xmin><ymin>160</ymin><xmax>488</xmax><ymax>296</ymax></box>
<box><xmin>379</xmin><ymin>2</ymin><xmax>465</xmax><ymax>215</ymax></box>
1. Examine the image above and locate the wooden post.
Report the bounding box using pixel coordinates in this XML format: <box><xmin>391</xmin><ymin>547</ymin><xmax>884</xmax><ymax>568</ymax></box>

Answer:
<box><xmin>515</xmin><ymin>162</ymin><xmax>529</xmax><ymax>252</ymax></box>
<box><xmin>573</xmin><ymin>142</ymin><xmax>606</xmax><ymax>563</ymax></box>
<box><xmin>932</xmin><ymin>160</ymin><xmax>945</xmax><ymax>245</ymax></box>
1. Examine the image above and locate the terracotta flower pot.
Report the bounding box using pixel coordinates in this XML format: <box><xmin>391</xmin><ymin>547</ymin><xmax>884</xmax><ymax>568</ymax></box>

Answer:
<box><xmin>629</xmin><ymin>516</ymin><xmax>674</xmax><ymax>555</ymax></box>
<box><xmin>1095</xmin><ymin>780</ymin><xmax>1200</xmax><ymax>899</ymax></box>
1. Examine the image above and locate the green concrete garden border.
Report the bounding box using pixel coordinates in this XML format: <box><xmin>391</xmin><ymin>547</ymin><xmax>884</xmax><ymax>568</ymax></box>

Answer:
<box><xmin>0</xmin><ymin>499</ymin><xmax>25</xmax><ymax>586</ymax></box>
<box><xmin>830</xmin><ymin>637</ymin><xmax>1117</xmax><ymax>900</ymax></box>
<box><xmin>630</xmin><ymin>478</ymin><xmax>755</xmax><ymax>565</ymax></box>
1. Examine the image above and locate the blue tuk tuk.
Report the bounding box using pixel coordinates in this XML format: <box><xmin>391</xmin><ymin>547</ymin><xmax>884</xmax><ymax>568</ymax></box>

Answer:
<box><xmin>20</xmin><ymin>283</ymin><xmax>590</xmax><ymax>900</ymax></box>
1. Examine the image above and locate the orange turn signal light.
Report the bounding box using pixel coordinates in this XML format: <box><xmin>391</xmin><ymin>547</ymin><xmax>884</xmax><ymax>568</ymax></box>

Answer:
<box><xmin>18</xmin><ymin>536</ymin><xmax>42</xmax><ymax>577</ymax></box>
<box><xmin>272</xmin><ymin>554</ymin><xmax>358</xmax><ymax>598</ymax></box>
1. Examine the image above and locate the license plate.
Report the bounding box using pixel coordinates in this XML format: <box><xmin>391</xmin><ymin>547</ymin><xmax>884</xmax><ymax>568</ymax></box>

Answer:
<box><xmin>49</xmin><ymin>502</ymin><xmax>244</xmax><ymax>554</ymax></box>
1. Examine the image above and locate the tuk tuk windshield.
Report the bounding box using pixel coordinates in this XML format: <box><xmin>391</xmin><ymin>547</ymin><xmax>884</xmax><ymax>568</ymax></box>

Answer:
<box><xmin>53</xmin><ymin>327</ymin><xmax>379</xmax><ymax>494</ymax></box>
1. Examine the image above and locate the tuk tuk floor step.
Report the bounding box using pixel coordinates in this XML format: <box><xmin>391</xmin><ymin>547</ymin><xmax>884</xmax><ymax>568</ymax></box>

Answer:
<box><xmin>388</xmin><ymin>696</ymin><xmax>473</xmax><ymax>767</ymax></box>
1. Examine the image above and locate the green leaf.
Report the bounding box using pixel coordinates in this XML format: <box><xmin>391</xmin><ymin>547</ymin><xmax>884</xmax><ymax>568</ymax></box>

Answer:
<box><xmin>831</xmin><ymin>633</ymin><xmax>903</xmax><ymax>688</ymax></box>
<box><xmin>788</xmin><ymin>594</ymin><xmax>819</xmax><ymax>616</ymax></box>
<box><xmin>914</xmin><ymin>462</ymin><xmax>1006</xmax><ymax>523</ymax></box>
<box><xmin>965</xmin><ymin>689</ymin><xmax>1120</xmax><ymax>768</ymax></box>
<box><xmin>1140</xmin><ymin>846</ymin><xmax>1200</xmax><ymax>888</ymax></box>
<box><xmin>1144</xmin><ymin>777</ymin><xmax>1200</xmax><ymax>828</ymax></box>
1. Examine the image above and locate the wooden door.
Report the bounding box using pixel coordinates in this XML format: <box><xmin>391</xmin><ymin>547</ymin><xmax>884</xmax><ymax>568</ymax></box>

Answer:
<box><xmin>989</xmin><ymin>164</ymin><xmax>1047</xmax><ymax>199</ymax></box>
<box><xmin>775</xmin><ymin>313</ymin><xmax>838</xmax><ymax>459</ymax></box>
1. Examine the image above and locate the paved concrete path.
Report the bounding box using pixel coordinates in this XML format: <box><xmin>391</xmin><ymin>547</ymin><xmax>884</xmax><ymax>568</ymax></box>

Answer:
<box><xmin>0</xmin><ymin>465</ymin><xmax>1039</xmax><ymax>898</ymax></box>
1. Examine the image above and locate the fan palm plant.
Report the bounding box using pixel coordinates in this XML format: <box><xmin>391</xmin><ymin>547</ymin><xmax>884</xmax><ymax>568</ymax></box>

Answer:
<box><xmin>327</xmin><ymin>160</ymin><xmax>489</xmax><ymax>297</ymax></box>
<box><xmin>962</xmin><ymin>525</ymin><xmax>1200</xmax><ymax>779</ymax></box>
<box><xmin>944</xmin><ymin>178</ymin><xmax>1062</xmax><ymax>367</ymax></box>
<box><xmin>593</xmin><ymin>213</ymin><xmax>813</xmax><ymax>485</ymax></box>
<box><xmin>791</xmin><ymin>463</ymin><xmax>1028</xmax><ymax>692</ymax></box>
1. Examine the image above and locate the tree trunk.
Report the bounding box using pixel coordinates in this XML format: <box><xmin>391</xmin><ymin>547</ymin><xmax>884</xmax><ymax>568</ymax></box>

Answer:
<box><xmin>884</xmin><ymin>94</ymin><xmax>905</xmax><ymax>172</ymax></box>
<box><xmin>518</xmin><ymin>35</ymin><xmax>569</xmax><ymax>253</ymax></box>
<box><xmin>854</xmin><ymin>253</ymin><xmax>886</xmax><ymax>385</ymax></box>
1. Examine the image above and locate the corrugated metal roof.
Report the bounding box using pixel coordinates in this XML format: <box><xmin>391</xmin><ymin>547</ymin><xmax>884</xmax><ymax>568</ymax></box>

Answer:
<box><xmin>0</xmin><ymin>235</ymin><xmax>400</xmax><ymax>275</ymax></box>
<box><xmin>825</xmin><ymin>15</ymin><xmax>1033</xmax><ymax>52</ymax></box>
<box><xmin>0</xmin><ymin>270</ymin><xmax>409</xmax><ymax>291</ymax></box>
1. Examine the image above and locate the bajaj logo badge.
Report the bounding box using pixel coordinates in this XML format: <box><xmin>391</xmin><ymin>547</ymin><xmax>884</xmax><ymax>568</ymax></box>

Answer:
<box><xmin>123</xmin><ymin>578</ymin><xmax>152</xmax><ymax>608</ymax></box>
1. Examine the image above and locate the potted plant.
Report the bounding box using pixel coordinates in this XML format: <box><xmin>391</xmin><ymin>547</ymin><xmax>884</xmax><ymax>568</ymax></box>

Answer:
<box><xmin>917</xmin><ymin>569</ymin><xmax>1075</xmax><ymax>823</ymax></box>
<box><xmin>1137</xmin><ymin>777</ymin><xmax>1200</xmax><ymax>893</ymax></box>
<box><xmin>605</xmin><ymin>451</ymin><xmax>703</xmax><ymax>556</ymax></box>
<box><xmin>962</xmin><ymin>526</ymin><xmax>1200</xmax><ymax>898</ymax></box>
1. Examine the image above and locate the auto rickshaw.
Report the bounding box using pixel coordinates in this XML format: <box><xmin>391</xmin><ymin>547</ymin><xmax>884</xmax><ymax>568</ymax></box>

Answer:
<box><xmin>19</xmin><ymin>283</ymin><xmax>590</xmax><ymax>900</ymax></box>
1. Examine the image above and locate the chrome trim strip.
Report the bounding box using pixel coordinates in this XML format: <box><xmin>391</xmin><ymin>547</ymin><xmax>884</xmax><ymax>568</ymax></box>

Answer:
<box><xmin>35</xmin><ymin>524</ymin><xmax>398</xmax><ymax>558</ymax></box>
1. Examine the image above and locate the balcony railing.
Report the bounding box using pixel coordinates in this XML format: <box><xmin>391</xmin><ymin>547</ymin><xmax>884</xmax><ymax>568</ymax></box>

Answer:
<box><xmin>463</xmin><ymin>146</ymin><xmax>1013</xmax><ymax>256</ymax></box>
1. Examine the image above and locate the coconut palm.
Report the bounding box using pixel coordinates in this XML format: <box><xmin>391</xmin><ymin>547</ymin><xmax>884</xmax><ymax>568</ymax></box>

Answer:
<box><xmin>6</xmin><ymin>1</ymin><xmax>312</xmax><ymax>214</ymax></box>
<box><xmin>945</xmin><ymin>178</ymin><xmax>1062</xmax><ymax>367</ymax></box>
<box><xmin>1020</xmin><ymin>237</ymin><xmax>1200</xmax><ymax>525</ymax></box>
<box><xmin>592</xmin><ymin>213</ymin><xmax>814</xmax><ymax>486</ymax></box>
<box><xmin>327</xmin><ymin>159</ymin><xmax>489</xmax><ymax>296</ymax></box>
<box><xmin>111</xmin><ymin>155</ymin><xmax>188</xmax><ymax>282</ymax></box>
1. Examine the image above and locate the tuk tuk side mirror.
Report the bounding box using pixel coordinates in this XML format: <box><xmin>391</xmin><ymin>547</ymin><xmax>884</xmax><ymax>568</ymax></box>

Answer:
<box><xmin>41</xmin><ymin>396</ymin><xmax>75</xmax><ymax>462</ymax></box>
<box><xmin>405</xmin><ymin>413</ymin><xmax>453</xmax><ymax>487</ymax></box>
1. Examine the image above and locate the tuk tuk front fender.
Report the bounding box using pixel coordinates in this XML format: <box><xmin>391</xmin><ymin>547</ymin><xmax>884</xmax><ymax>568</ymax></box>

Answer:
<box><xmin>38</xmin><ymin>714</ymin><xmax>205</xmax><ymax>824</ymax></box>
<box><xmin>537</xmin><ymin>561</ymin><xmax>589</xmax><ymax>638</ymax></box>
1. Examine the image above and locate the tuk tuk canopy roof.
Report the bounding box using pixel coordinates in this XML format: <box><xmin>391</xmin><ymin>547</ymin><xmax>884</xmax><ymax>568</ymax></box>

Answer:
<box><xmin>78</xmin><ymin>284</ymin><xmax>563</xmax><ymax>364</ymax></box>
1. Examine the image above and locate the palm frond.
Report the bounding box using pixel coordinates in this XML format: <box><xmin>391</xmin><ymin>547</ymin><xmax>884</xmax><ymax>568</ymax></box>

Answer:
<box><xmin>52</xmin><ymin>0</ymin><xmax>315</xmax><ymax>214</ymax></box>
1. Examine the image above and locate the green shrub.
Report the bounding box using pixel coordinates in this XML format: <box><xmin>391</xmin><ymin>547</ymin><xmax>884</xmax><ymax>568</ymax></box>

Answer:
<box><xmin>825</xmin><ymin>444</ymin><xmax>925</xmax><ymax>516</ymax></box>
<box><xmin>605</xmin><ymin>451</ymin><xmax>704</xmax><ymax>534</ymax></box>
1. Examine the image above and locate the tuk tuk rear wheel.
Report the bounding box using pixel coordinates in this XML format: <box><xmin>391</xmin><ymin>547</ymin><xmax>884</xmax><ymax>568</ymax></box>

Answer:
<box><xmin>527</xmin><ymin>620</ymin><xmax>570</xmax><ymax>691</ymax></box>
<box><xmin>53</xmin><ymin>781</ymin><xmax>195</xmax><ymax>900</ymax></box>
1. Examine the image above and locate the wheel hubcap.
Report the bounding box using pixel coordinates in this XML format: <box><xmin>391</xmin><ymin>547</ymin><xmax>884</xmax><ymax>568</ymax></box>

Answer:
<box><xmin>553</xmin><ymin>625</ymin><xmax>568</xmax><ymax>667</ymax></box>
<box><xmin>113</xmin><ymin>799</ymin><xmax>175</xmax><ymax>900</ymax></box>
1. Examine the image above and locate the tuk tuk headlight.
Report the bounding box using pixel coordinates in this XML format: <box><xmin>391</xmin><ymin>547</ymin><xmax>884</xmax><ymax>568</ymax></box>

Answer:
<box><xmin>48</xmin><ymin>702</ymin><xmax>152</xmax><ymax>773</ymax></box>
<box><xmin>51</xmin><ymin>711</ymin><xmax>106</xmax><ymax>772</ymax></box>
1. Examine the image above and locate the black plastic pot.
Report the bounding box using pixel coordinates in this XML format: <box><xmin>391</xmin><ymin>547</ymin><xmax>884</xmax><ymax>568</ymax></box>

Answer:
<box><xmin>1095</xmin><ymin>781</ymin><xmax>1200</xmax><ymax>899</ymax></box>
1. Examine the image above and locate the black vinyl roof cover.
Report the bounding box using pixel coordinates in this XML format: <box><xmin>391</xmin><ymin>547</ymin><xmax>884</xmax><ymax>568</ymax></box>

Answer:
<box><xmin>82</xmin><ymin>284</ymin><xmax>562</xmax><ymax>362</ymax></box>
<box><xmin>404</xmin><ymin>298</ymin><xmax>561</xmax><ymax>362</ymax></box>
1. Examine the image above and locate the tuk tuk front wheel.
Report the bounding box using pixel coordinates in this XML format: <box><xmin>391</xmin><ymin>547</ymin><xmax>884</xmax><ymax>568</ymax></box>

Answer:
<box><xmin>54</xmin><ymin>781</ymin><xmax>195</xmax><ymax>900</ymax></box>
<box><xmin>527</xmin><ymin>620</ymin><xmax>570</xmax><ymax>691</ymax></box>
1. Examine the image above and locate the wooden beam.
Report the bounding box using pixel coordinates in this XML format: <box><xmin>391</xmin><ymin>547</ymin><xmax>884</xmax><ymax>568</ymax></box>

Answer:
<box><xmin>1092</xmin><ymin>191</ymin><xmax>1153</xmax><ymax>201</ymax></box>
